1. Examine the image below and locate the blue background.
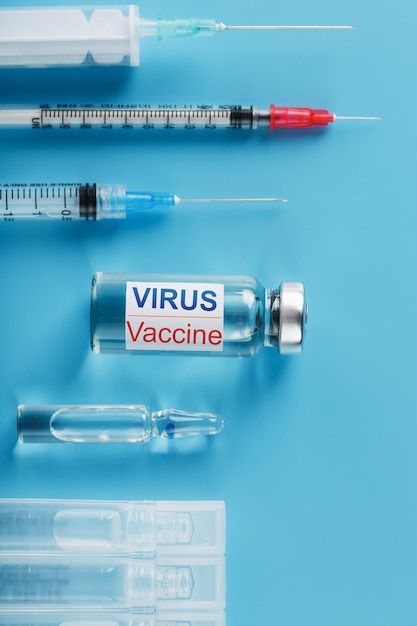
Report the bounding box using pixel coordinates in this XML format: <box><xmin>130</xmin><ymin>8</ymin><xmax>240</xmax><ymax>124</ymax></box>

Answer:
<box><xmin>0</xmin><ymin>0</ymin><xmax>416</xmax><ymax>624</ymax></box>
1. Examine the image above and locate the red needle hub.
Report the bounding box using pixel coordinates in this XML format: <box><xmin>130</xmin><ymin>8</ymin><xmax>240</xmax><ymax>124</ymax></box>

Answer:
<box><xmin>269</xmin><ymin>105</ymin><xmax>335</xmax><ymax>130</ymax></box>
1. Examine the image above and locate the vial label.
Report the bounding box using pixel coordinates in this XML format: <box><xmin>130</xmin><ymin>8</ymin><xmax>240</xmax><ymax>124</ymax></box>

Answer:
<box><xmin>125</xmin><ymin>282</ymin><xmax>224</xmax><ymax>352</ymax></box>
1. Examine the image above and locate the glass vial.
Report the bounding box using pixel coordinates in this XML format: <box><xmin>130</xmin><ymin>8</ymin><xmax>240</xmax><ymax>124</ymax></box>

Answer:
<box><xmin>90</xmin><ymin>272</ymin><xmax>307</xmax><ymax>357</ymax></box>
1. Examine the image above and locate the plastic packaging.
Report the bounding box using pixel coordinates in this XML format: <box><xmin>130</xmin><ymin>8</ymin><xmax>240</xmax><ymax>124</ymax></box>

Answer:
<box><xmin>0</xmin><ymin>612</ymin><xmax>226</xmax><ymax>626</ymax></box>
<box><xmin>0</xmin><ymin>553</ymin><xmax>225</xmax><ymax>611</ymax></box>
<box><xmin>0</xmin><ymin>499</ymin><xmax>225</xmax><ymax>555</ymax></box>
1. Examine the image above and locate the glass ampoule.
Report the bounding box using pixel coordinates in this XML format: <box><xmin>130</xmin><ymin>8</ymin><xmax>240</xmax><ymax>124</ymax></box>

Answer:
<box><xmin>90</xmin><ymin>273</ymin><xmax>307</xmax><ymax>357</ymax></box>
<box><xmin>17</xmin><ymin>405</ymin><xmax>223</xmax><ymax>444</ymax></box>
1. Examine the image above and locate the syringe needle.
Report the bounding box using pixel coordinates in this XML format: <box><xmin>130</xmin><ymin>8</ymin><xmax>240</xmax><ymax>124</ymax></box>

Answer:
<box><xmin>335</xmin><ymin>115</ymin><xmax>381</xmax><ymax>121</ymax></box>
<box><xmin>224</xmin><ymin>24</ymin><xmax>356</xmax><ymax>30</ymax></box>
<box><xmin>0</xmin><ymin>7</ymin><xmax>359</xmax><ymax>70</ymax></box>
<box><xmin>178</xmin><ymin>197</ymin><xmax>288</xmax><ymax>204</ymax></box>
<box><xmin>0</xmin><ymin>184</ymin><xmax>288</xmax><ymax>221</ymax></box>
<box><xmin>268</xmin><ymin>106</ymin><xmax>380</xmax><ymax>129</ymax></box>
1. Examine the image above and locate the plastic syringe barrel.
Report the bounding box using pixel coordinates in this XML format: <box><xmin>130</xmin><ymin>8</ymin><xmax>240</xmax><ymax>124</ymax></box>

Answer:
<box><xmin>0</xmin><ymin>7</ymin><xmax>222</xmax><ymax>68</ymax></box>
<box><xmin>0</xmin><ymin>184</ymin><xmax>175</xmax><ymax>221</ymax></box>
<box><xmin>0</xmin><ymin>5</ymin><xmax>140</xmax><ymax>67</ymax></box>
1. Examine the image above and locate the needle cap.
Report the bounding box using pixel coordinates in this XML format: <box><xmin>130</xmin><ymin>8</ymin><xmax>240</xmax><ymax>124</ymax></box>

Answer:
<box><xmin>270</xmin><ymin>105</ymin><xmax>334</xmax><ymax>129</ymax></box>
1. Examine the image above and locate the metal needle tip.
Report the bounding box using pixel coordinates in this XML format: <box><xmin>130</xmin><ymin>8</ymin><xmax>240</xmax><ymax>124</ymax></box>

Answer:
<box><xmin>225</xmin><ymin>25</ymin><xmax>356</xmax><ymax>30</ymax></box>
<box><xmin>180</xmin><ymin>198</ymin><xmax>287</xmax><ymax>204</ymax></box>
<box><xmin>335</xmin><ymin>115</ymin><xmax>381</xmax><ymax>120</ymax></box>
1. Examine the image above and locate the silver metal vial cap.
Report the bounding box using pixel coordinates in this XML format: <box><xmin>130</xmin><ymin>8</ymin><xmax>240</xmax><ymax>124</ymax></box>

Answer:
<box><xmin>278</xmin><ymin>282</ymin><xmax>307</xmax><ymax>355</ymax></box>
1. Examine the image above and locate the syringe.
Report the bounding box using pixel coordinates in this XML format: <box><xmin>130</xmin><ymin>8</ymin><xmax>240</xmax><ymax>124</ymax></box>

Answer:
<box><xmin>0</xmin><ymin>184</ymin><xmax>285</xmax><ymax>222</ymax></box>
<box><xmin>0</xmin><ymin>104</ymin><xmax>380</xmax><ymax>131</ymax></box>
<box><xmin>0</xmin><ymin>5</ymin><xmax>354</xmax><ymax>68</ymax></box>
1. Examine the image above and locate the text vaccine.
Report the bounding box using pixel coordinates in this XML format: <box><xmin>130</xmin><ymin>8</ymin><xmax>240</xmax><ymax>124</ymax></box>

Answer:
<box><xmin>90</xmin><ymin>273</ymin><xmax>307</xmax><ymax>357</ymax></box>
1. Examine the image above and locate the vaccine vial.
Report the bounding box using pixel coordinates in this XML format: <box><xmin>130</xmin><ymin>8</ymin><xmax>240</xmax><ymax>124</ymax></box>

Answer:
<box><xmin>90</xmin><ymin>273</ymin><xmax>307</xmax><ymax>357</ymax></box>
